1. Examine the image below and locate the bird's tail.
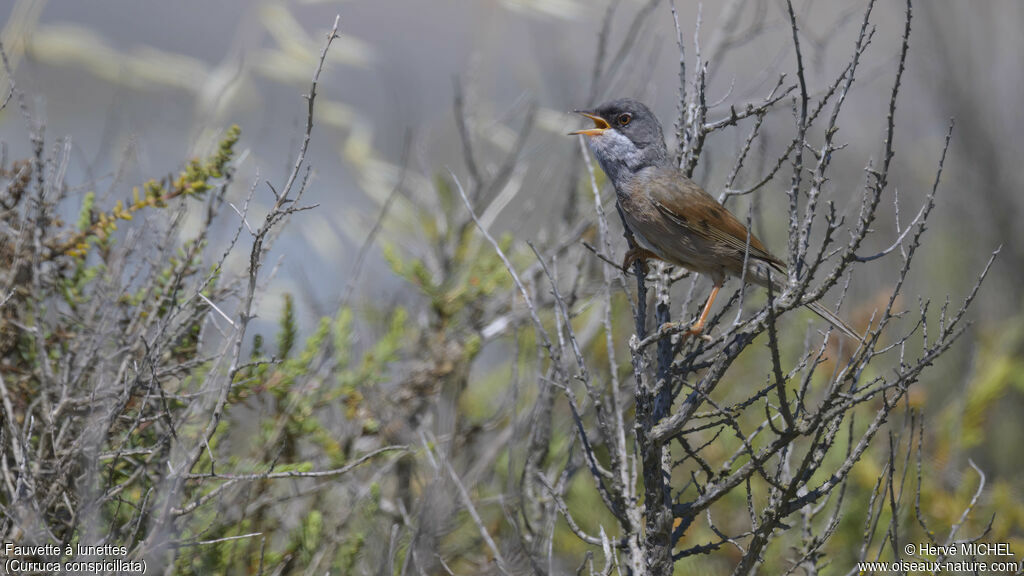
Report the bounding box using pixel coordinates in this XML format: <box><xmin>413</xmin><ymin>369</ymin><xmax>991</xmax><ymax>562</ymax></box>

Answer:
<box><xmin>761</xmin><ymin>262</ymin><xmax>864</xmax><ymax>342</ymax></box>
<box><xmin>804</xmin><ymin>300</ymin><xmax>865</xmax><ymax>343</ymax></box>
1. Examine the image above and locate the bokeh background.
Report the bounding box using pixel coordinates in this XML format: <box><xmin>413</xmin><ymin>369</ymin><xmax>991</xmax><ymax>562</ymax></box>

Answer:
<box><xmin>2</xmin><ymin>0</ymin><xmax>1022</xmax><ymax>571</ymax></box>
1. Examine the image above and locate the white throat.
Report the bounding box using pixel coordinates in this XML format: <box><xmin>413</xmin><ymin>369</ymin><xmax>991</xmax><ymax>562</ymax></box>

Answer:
<box><xmin>588</xmin><ymin>130</ymin><xmax>647</xmax><ymax>187</ymax></box>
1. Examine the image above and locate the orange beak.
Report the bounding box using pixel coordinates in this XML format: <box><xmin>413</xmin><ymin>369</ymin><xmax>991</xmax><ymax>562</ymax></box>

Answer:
<box><xmin>569</xmin><ymin>111</ymin><xmax>610</xmax><ymax>136</ymax></box>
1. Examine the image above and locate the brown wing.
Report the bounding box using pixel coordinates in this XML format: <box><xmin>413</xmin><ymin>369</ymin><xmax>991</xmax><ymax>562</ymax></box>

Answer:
<box><xmin>648</xmin><ymin>171</ymin><xmax>786</xmax><ymax>268</ymax></box>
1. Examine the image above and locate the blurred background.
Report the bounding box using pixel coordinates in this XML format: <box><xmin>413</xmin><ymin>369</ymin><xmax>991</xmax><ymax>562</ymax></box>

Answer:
<box><xmin>4</xmin><ymin>0</ymin><xmax>1022</xmax><ymax>315</ymax></box>
<box><xmin>2</xmin><ymin>0</ymin><xmax>1022</xmax><ymax>570</ymax></box>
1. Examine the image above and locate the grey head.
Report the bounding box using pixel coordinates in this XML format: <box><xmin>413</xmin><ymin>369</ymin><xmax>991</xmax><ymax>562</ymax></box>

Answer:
<box><xmin>570</xmin><ymin>98</ymin><xmax>669</xmax><ymax>185</ymax></box>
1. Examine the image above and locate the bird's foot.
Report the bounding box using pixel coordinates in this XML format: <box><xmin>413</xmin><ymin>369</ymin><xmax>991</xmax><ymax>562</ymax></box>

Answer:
<box><xmin>686</xmin><ymin>326</ymin><xmax>714</xmax><ymax>342</ymax></box>
<box><xmin>622</xmin><ymin>247</ymin><xmax>658</xmax><ymax>274</ymax></box>
<box><xmin>657</xmin><ymin>321</ymin><xmax>713</xmax><ymax>341</ymax></box>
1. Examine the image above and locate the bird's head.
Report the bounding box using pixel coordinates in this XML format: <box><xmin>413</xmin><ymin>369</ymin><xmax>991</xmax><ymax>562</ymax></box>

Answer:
<box><xmin>570</xmin><ymin>98</ymin><xmax>668</xmax><ymax>180</ymax></box>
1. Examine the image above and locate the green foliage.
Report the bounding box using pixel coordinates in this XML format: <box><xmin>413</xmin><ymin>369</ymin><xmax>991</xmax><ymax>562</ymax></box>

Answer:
<box><xmin>252</xmin><ymin>333</ymin><xmax>265</xmax><ymax>358</ymax></box>
<box><xmin>277</xmin><ymin>293</ymin><xmax>298</xmax><ymax>358</ymax></box>
<box><xmin>382</xmin><ymin>231</ymin><xmax>513</xmax><ymax>322</ymax></box>
<box><xmin>58</xmin><ymin>125</ymin><xmax>240</xmax><ymax>258</ymax></box>
<box><xmin>0</xmin><ymin>126</ymin><xmax>248</xmax><ymax>567</ymax></box>
<box><xmin>76</xmin><ymin>191</ymin><xmax>96</xmax><ymax>231</ymax></box>
<box><xmin>335</xmin><ymin>531</ymin><xmax>365</xmax><ymax>574</ymax></box>
<box><xmin>294</xmin><ymin>510</ymin><xmax>323</xmax><ymax>566</ymax></box>
<box><xmin>160</xmin><ymin>295</ymin><xmax>412</xmax><ymax>572</ymax></box>
<box><xmin>952</xmin><ymin>318</ymin><xmax>1024</xmax><ymax>448</ymax></box>
<box><xmin>336</xmin><ymin>305</ymin><xmax>407</xmax><ymax>427</ymax></box>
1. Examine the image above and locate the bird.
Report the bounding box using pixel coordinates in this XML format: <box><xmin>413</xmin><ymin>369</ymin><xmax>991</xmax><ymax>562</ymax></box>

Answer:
<box><xmin>570</xmin><ymin>98</ymin><xmax>863</xmax><ymax>342</ymax></box>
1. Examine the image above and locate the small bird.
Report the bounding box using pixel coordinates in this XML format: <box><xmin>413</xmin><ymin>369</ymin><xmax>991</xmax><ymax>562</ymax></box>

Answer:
<box><xmin>570</xmin><ymin>98</ymin><xmax>862</xmax><ymax>341</ymax></box>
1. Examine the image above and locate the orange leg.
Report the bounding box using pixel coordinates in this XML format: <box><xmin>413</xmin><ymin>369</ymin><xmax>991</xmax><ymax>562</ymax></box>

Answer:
<box><xmin>686</xmin><ymin>284</ymin><xmax>721</xmax><ymax>337</ymax></box>
<box><xmin>661</xmin><ymin>284</ymin><xmax>721</xmax><ymax>340</ymax></box>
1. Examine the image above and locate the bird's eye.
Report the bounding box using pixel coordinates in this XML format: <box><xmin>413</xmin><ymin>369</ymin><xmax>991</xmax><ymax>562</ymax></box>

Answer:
<box><xmin>618</xmin><ymin>113</ymin><xmax>632</xmax><ymax>126</ymax></box>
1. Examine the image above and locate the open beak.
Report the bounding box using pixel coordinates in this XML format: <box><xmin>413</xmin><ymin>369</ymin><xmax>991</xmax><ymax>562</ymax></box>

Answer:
<box><xmin>569</xmin><ymin>110</ymin><xmax>610</xmax><ymax>136</ymax></box>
